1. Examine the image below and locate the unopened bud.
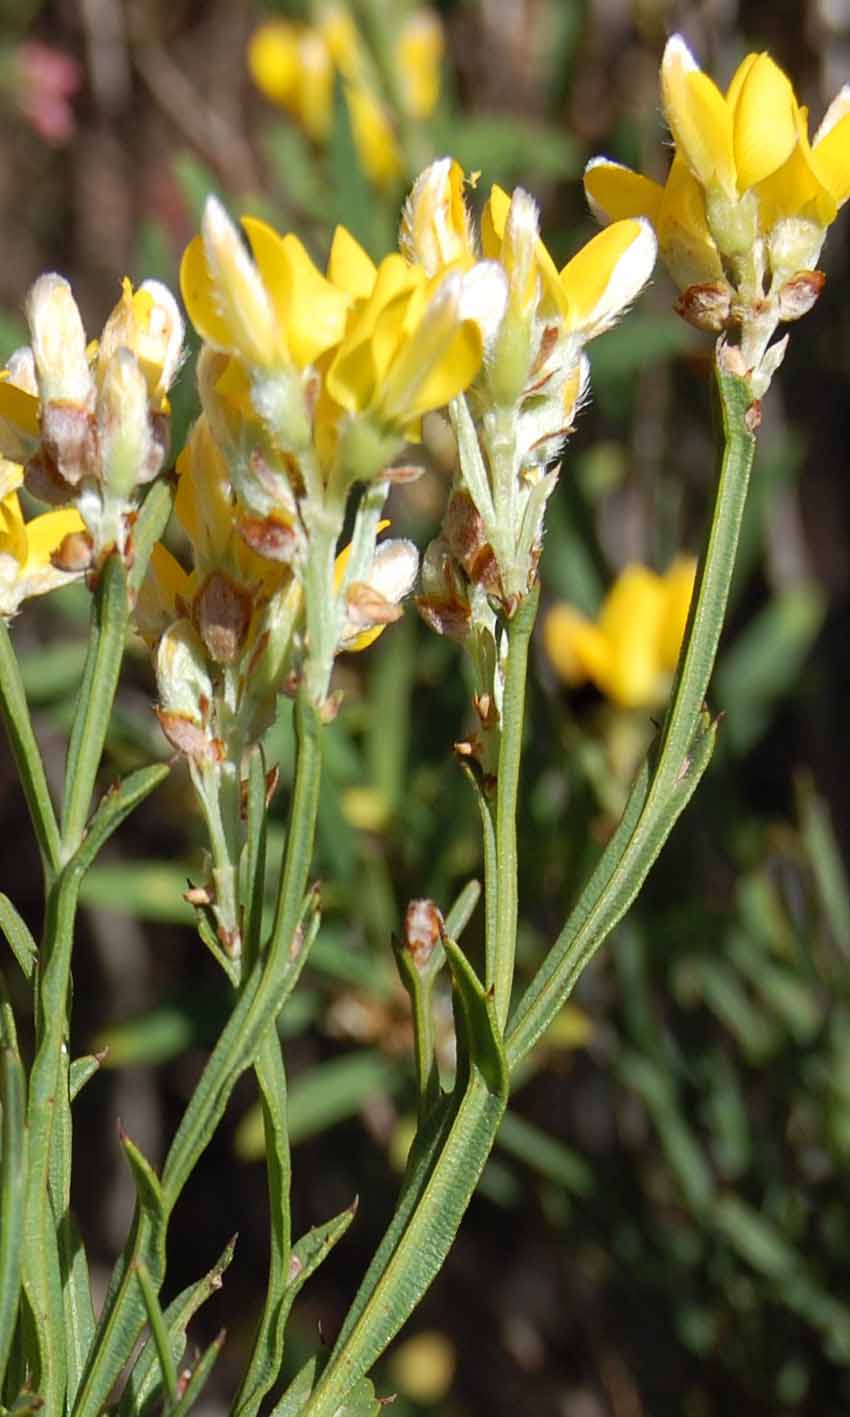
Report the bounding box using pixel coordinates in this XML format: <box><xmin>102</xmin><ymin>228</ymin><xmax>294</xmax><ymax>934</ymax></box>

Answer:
<box><xmin>345</xmin><ymin>581</ymin><xmax>404</xmax><ymax>629</ymax></box>
<box><xmin>238</xmin><ymin>512</ymin><xmax>299</xmax><ymax>563</ymax></box>
<box><xmin>194</xmin><ymin>571</ymin><xmax>253</xmax><ymax>664</ymax></box>
<box><xmin>404</xmin><ymin>898</ymin><xmax>444</xmax><ymax>970</ymax></box>
<box><xmin>51</xmin><ymin>529</ymin><xmax>93</xmax><ymax>573</ymax></box>
<box><xmin>98</xmin><ymin>349</ymin><xmax>156</xmax><ymax>497</ymax></box>
<box><xmin>777</xmin><ymin>270</ymin><xmax>825</xmax><ymax>323</ymax></box>
<box><xmin>675</xmin><ymin>281</ymin><xmax>733</xmax><ymax>332</ymax></box>
<box><xmin>155</xmin><ymin>618</ymin><xmax>217</xmax><ymax>760</ymax></box>
<box><xmin>27</xmin><ymin>274</ymin><xmax>94</xmax><ymax>406</ymax></box>
<box><xmin>443</xmin><ymin>491</ymin><xmax>500</xmax><ymax>593</ymax></box>
<box><xmin>100</xmin><ymin>278</ymin><xmax>184</xmax><ymax>404</ymax></box>
<box><xmin>399</xmin><ymin>158</ymin><xmax>474</xmax><ymax>275</ymax></box>
<box><xmin>40</xmin><ymin>401</ymin><xmax>97</xmax><ymax>488</ymax></box>
<box><xmin>416</xmin><ymin>537</ymin><xmax>470</xmax><ymax>640</ymax></box>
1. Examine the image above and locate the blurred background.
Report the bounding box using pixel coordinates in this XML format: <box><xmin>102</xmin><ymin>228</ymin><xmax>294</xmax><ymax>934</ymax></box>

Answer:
<box><xmin>2</xmin><ymin>1</ymin><xmax>850</xmax><ymax>1414</ymax></box>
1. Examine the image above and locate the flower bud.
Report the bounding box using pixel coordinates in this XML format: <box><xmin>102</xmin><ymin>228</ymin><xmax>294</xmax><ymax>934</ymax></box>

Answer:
<box><xmin>99</xmin><ymin>277</ymin><xmax>184</xmax><ymax>405</ymax></box>
<box><xmin>416</xmin><ymin>536</ymin><xmax>471</xmax><ymax>640</ymax></box>
<box><xmin>98</xmin><ymin>348</ymin><xmax>156</xmax><ymax>498</ymax></box>
<box><xmin>194</xmin><ymin>570</ymin><xmax>253</xmax><ymax>665</ymax></box>
<box><xmin>399</xmin><ymin>157</ymin><xmax>474</xmax><ymax>275</ymax></box>
<box><xmin>27</xmin><ymin>274</ymin><xmax>94</xmax><ymax>406</ymax></box>
<box><xmin>155</xmin><ymin>618</ymin><xmax>220</xmax><ymax>761</ymax></box>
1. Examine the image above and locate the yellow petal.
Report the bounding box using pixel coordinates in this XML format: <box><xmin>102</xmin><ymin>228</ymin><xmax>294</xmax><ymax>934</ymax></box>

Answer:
<box><xmin>345</xmin><ymin>84</ymin><xmax>403</xmax><ymax>187</ymax></box>
<box><xmin>480</xmin><ymin>183</ymin><xmax>511</xmax><ymax>257</ymax></box>
<box><xmin>813</xmin><ymin>110</ymin><xmax>850</xmax><ymax>207</ymax></box>
<box><xmin>395</xmin><ymin>10</ymin><xmax>444</xmax><ymax>120</ymax></box>
<box><xmin>732</xmin><ymin>53</ymin><xmax>798</xmax><ymax>190</ymax></box>
<box><xmin>599</xmin><ymin>565</ymin><xmax>666</xmax><ymax>708</ymax></box>
<box><xmin>543</xmin><ymin>603</ymin><xmax>611</xmax><ymax>689</ymax></box>
<box><xmin>404</xmin><ymin>319</ymin><xmax>482</xmax><ymax>419</ymax></box>
<box><xmin>294</xmin><ymin>30</ymin><xmax>336</xmax><ymax>140</ymax></box>
<box><xmin>658</xmin><ymin>557</ymin><xmax>696</xmax><ymax>669</ymax></box>
<box><xmin>23</xmin><ymin>507</ymin><xmax>85</xmax><ymax>572</ymax></box>
<box><xmin>327</xmin><ymin>225</ymin><xmax>377</xmax><ymax>298</ymax></box>
<box><xmin>242</xmin><ymin>218</ymin><xmax>351</xmax><ymax>366</ymax></box>
<box><xmin>656</xmin><ymin>154</ymin><xmax>724</xmax><ymax>285</ymax></box>
<box><xmin>0</xmin><ymin>493</ymin><xmax>27</xmax><ymax>564</ymax></box>
<box><xmin>724</xmin><ymin>52</ymin><xmax>759</xmax><ymax>113</ymax></box>
<box><xmin>0</xmin><ymin>375</ymin><xmax>40</xmax><ymax>441</ymax></box>
<box><xmin>756</xmin><ymin>106</ymin><xmax>836</xmax><ymax>230</ymax></box>
<box><xmin>662</xmin><ymin>35</ymin><xmax>736</xmax><ymax>195</ymax></box>
<box><xmin>400</xmin><ymin>158</ymin><xmax>473</xmax><ymax>275</ymax></box>
<box><xmin>558</xmin><ymin>220</ymin><xmax>651</xmax><ymax>333</ymax></box>
<box><xmin>583</xmin><ymin>158</ymin><xmax>664</xmax><ymax>224</ymax></box>
<box><xmin>247</xmin><ymin>22</ymin><xmax>301</xmax><ymax>105</ymax></box>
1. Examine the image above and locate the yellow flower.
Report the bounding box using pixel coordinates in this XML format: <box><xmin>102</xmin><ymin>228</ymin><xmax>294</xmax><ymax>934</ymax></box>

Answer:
<box><xmin>0</xmin><ymin>490</ymin><xmax>85</xmax><ymax>618</ymax></box>
<box><xmin>247</xmin><ymin>2</ymin><xmax>432</xmax><ymax>188</ymax></box>
<box><xmin>0</xmin><ymin>360</ymin><xmax>41</xmax><ymax>466</ymax></box>
<box><xmin>483</xmin><ymin>184</ymin><xmax>656</xmax><ymax>339</ymax></box>
<box><xmin>344</xmin><ymin>83</ymin><xmax>402</xmax><ymax>187</ymax></box>
<box><xmin>180</xmin><ymin>197</ymin><xmax>352</xmax><ymax>373</ymax></box>
<box><xmin>395</xmin><ymin>10</ymin><xmax>444</xmax><ymax>121</ymax></box>
<box><xmin>247</xmin><ymin>20</ymin><xmax>335</xmax><ymax>141</ymax></box>
<box><xmin>544</xmin><ymin>558</ymin><xmax>696</xmax><ymax>709</ymax></box>
<box><xmin>585</xmin><ymin>35</ymin><xmax>850</xmax><ymax>290</ymax></box>
<box><xmin>96</xmin><ymin>277</ymin><xmax>184</xmax><ymax>410</ymax></box>
<box><xmin>325</xmin><ymin>250</ymin><xmax>485</xmax><ymax>434</ymax></box>
<box><xmin>400</xmin><ymin>157</ymin><xmax>476</xmax><ymax>276</ymax></box>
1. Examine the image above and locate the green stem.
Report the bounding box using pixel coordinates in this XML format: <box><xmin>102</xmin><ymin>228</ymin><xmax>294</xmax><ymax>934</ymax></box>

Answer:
<box><xmin>163</xmin><ymin>691</ymin><xmax>322</xmax><ymax>1207</ymax></box>
<box><xmin>491</xmin><ymin>584</ymin><xmax>539</xmax><ymax>1031</ymax></box>
<box><xmin>61</xmin><ymin>555</ymin><xmax>130</xmax><ymax>856</ymax></box>
<box><xmin>504</xmin><ymin>362</ymin><xmax>757</xmax><ymax>1069</ymax></box>
<box><xmin>0</xmin><ymin>621</ymin><xmax>61</xmax><ymax>882</ymax></box>
<box><xmin>72</xmin><ymin>708</ymin><xmax>321</xmax><ymax>1417</ymax></box>
<box><xmin>302</xmin><ymin>498</ymin><xmax>345</xmax><ymax>708</ymax></box>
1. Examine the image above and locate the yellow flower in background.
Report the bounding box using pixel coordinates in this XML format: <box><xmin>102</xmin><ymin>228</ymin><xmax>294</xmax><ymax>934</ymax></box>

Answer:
<box><xmin>180</xmin><ymin>197</ymin><xmax>351</xmax><ymax>372</ymax></box>
<box><xmin>585</xmin><ymin>34</ymin><xmax>850</xmax><ymax>293</ymax></box>
<box><xmin>248</xmin><ymin>20</ymin><xmax>335</xmax><ymax>141</ymax></box>
<box><xmin>0</xmin><ymin>490</ymin><xmax>85</xmax><ymax>618</ymax></box>
<box><xmin>344</xmin><ymin>83</ymin><xmax>402</xmax><ymax>187</ymax></box>
<box><xmin>248</xmin><ymin>3</ymin><xmax>443</xmax><ymax>187</ymax></box>
<box><xmin>395</xmin><ymin>10</ymin><xmax>443</xmax><ymax>121</ymax></box>
<box><xmin>544</xmin><ymin>558</ymin><xmax>696</xmax><ymax>709</ymax></box>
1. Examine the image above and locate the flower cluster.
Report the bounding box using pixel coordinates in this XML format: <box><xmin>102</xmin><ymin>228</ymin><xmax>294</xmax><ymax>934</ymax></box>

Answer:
<box><xmin>0</xmin><ymin>275</ymin><xmax>184</xmax><ymax>615</ymax></box>
<box><xmin>249</xmin><ymin>1</ymin><xmax>443</xmax><ymax>186</ymax></box>
<box><xmin>408</xmin><ymin>158</ymin><xmax>656</xmax><ymax>642</ymax></box>
<box><xmin>585</xmin><ymin>35</ymin><xmax>850</xmax><ymax>396</ymax></box>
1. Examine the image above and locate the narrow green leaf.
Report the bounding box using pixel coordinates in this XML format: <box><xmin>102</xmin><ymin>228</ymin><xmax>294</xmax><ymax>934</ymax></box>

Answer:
<box><xmin>118</xmin><ymin>1237</ymin><xmax>236</xmax><ymax>1417</ymax></box>
<box><xmin>61</xmin><ymin>554</ymin><xmax>130</xmax><ymax>853</ymax></box>
<box><xmin>69</xmin><ymin>1055</ymin><xmax>103</xmax><ymax>1103</ymax></box>
<box><xmin>127</xmin><ymin>480</ymin><xmax>175</xmax><ymax>598</ymax></box>
<box><xmin>444</xmin><ymin>938</ymin><xmax>509</xmax><ymax>1098</ymax></box>
<box><xmin>507</xmin><ymin>363</ymin><xmax>756</xmax><ymax>1068</ymax></box>
<box><xmin>270</xmin><ymin>1355</ymin><xmax>318</xmax><ymax>1417</ymax></box>
<box><xmin>232</xmin><ymin>1031</ymin><xmax>292</xmax><ymax>1417</ymax></box>
<box><xmin>303</xmin><ymin>938</ymin><xmax>509</xmax><ymax>1417</ymax></box>
<box><xmin>135</xmin><ymin>1261</ymin><xmax>178</xmax><ymax>1403</ymax></box>
<box><xmin>71</xmin><ymin>1133</ymin><xmax>168</xmax><ymax>1417</ymax></box>
<box><xmin>443</xmin><ymin>879</ymin><xmax>481</xmax><ymax>942</ymax></box>
<box><xmin>166</xmin><ymin>1330</ymin><xmax>225</xmax><ymax>1417</ymax></box>
<box><xmin>0</xmin><ymin>621</ymin><xmax>61</xmax><ymax>878</ymax></box>
<box><xmin>0</xmin><ymin>896</ymin><xmax>36</xmax><ymax>983</ymax></box>
<box><xmin>0</xmin><ymin>1047</ymin><xmax>27</xmax><ymax>1387</ymax></box>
